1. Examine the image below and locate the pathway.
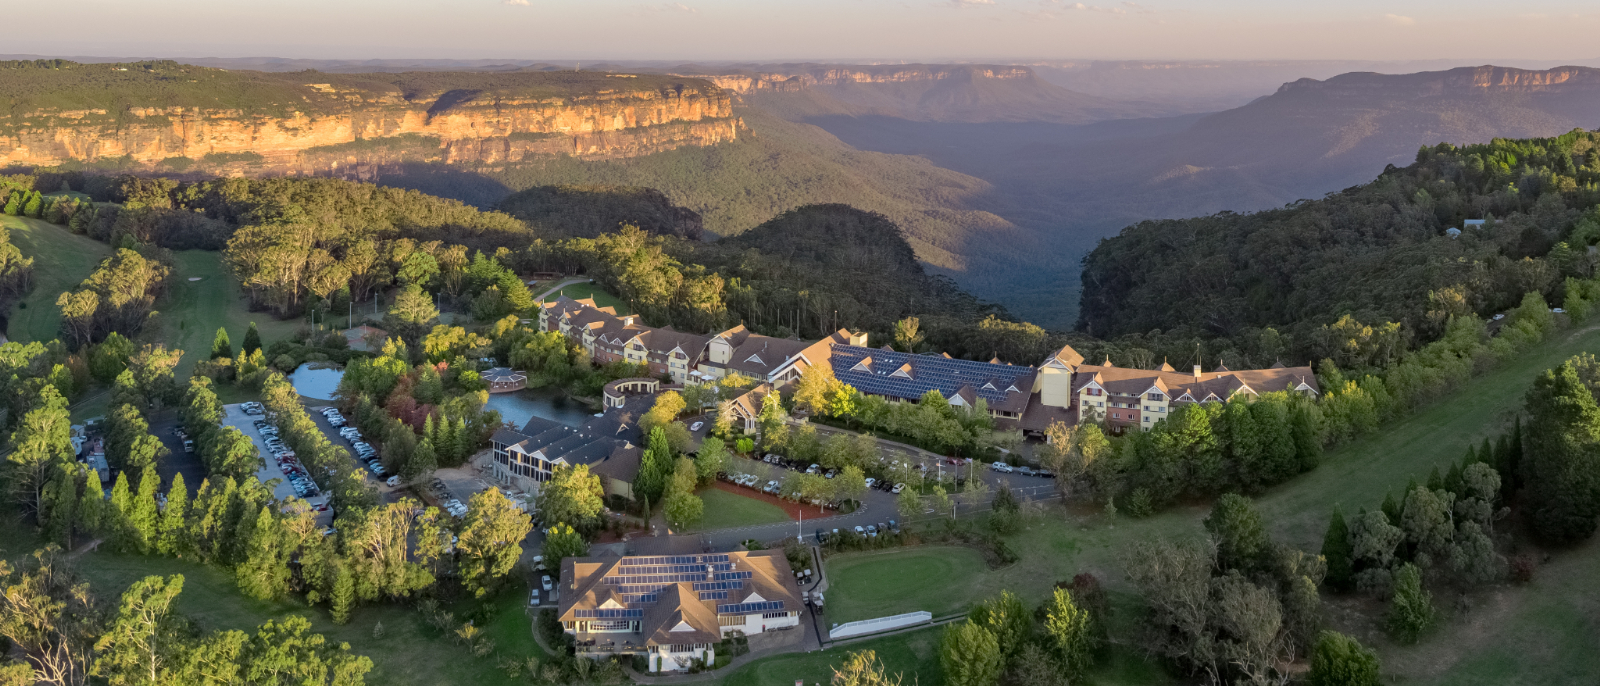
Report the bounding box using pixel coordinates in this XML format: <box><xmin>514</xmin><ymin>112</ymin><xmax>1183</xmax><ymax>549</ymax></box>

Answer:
<box><xmin>533</xmin><ymin>278</ymin><xmax>590</xmax><ymax>303</ymax></box>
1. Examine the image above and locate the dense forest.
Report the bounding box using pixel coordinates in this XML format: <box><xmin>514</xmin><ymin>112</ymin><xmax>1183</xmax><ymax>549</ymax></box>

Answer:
<box><xmin>496</xmin><ymin>185</ymin><xmax>704</xmax><ymax>240</ymax></box>
<box><xmin>1080</xmin><ymin>129</ymin><xmax>1600</xmax><ymax>368</ymax></box>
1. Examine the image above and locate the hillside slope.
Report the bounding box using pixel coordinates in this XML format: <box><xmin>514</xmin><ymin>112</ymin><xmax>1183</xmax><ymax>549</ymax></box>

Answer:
<box><xmin>786</xmin><ymin>65</ymin><xmax>1600</xmax><ymax>328</ymax></box>
<box><xmin>385</xmin><ymin>106</ymin><xmax>1040</xmax><ymax>279</ymax></box>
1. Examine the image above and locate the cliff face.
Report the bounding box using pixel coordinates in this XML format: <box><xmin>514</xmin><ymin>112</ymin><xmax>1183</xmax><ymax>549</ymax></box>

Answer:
<box><xmin>0</xmin><ymin>64</ymin><xmax>739</xmax><ymax>172</ymax></box>
<box><xmin>1277</xmin><ymin>65</ymin><xmax>1600</xmax><ymax>98</ymax></box>
<box><xmin>701</xmin><ymin>64</ymin><xmax>1035</xmax><ymax>94</ymax></box>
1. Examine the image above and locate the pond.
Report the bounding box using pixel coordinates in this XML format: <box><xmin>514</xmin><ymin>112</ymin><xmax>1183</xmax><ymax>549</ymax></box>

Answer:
<box><xmin>485</xmin><ymin>386</ymin><xmax>594</xmax><ymax>429</ymax></box>
<box><xmin>289</xmin><ymin>363</ymin><xmax>345</xmax><ymax>401</ymax></box>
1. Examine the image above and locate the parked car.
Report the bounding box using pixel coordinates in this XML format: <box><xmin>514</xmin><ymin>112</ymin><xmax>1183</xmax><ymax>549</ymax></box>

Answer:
<box><xmin>690</xmin><ymin>421</ymin><xmax>704</xmax><ymax>431</ymax></box>
<box><xmin>528</xmin><ymin>588</ymin><xmax>540</xmax><ymax>607</ymax></box>
<box><xmin>990</xmin><ymin>462</ymin><xmax>1014</xmax><ymax>473</ymax></box>
<box><xmin>864</xmin><ymin>477</ymin><xmax>876</xmax><ymax>489</ymax></box>
<box><xmin>865</xmin><ymin>524</ymin><xmax>877</xmax><ymax>537</ymax></box>
<box><xmin>541</xmin><ymin>575</ymin><xmax>553</xmax><ymax>592</ymax></box>
<box><xmin>1017</xmin><ymin>466</ymin><xmax>1035</xmax><ymax>476</ymax></box>
<box><xmin>806</xmin><ymin>464</ymin><xmax>821</xmax><ymax>474</ymax></box>
<box><xmin>892</xmin><ymin>483</ymin><xmax>905</xmax><ymax>494</ymax></box>
<box><xmin>386</xmin><ymin>476</ymin><xmax>401</xmax><ymax>487</ymax></box>
<box><xmin>853</xmin><ymin>525</ymin><xmax>865</xmax><ymax>535</ymax></box>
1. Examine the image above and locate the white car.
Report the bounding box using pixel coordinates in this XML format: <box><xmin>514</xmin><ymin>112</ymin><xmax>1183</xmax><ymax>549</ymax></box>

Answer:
<box><xmin>528</xmin><ymin>588</ymin><xmax>540</xmax><ymax>606</ymax></box>
<box><xmin>386</xmin><ymin>476</ymin><xmax>401</xmax><ymax>487</ymax></box>
<box><xmin>991</xmin><ymin>462</ymin><xmax>1014</xmax><ymax>473</ymax></box>
<box><xmin>541</xmin><ymin>575</ymin><xmax>553</xmax><ymax>592</ymax></box>
<box><xmin>690</xmin><ymin>421</ymin><xmax>704</xmax><ymax>431</ymax></box>
<box><xmin>892</xmin><ymin>483</ymin><xmax>905</xmax><ymax>494</ymax></box>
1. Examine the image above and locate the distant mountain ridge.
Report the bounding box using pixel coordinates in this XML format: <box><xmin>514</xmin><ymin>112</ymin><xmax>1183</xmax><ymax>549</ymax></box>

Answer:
<box><xmin>668</xmin><ymin>63</ymin><xmax>1166</xmax><ymax>124</ymax></box>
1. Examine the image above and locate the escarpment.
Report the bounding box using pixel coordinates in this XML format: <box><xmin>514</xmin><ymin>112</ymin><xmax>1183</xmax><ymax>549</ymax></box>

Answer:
<box><xmin>0</xmin><ymin>61</ymin><xmax>740</xmax><ymax>173</ymax></box>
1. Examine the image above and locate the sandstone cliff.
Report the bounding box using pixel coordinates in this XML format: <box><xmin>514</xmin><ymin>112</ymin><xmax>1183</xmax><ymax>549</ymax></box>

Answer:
<box><xmin>0</xmin><ymin>61</ymin><xmax>739</xmax><ymax>173</ymax></box>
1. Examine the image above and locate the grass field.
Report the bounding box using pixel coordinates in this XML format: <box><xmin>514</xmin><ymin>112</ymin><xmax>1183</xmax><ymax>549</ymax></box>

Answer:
<box><xmin>2</xmin><ymin>216</ymin><xmax>112</xmax><ymax>343</ymax></box>
<box><xmin>720</xmin><ymin>623</ymin><xmax>945</xmax><ymax>686</ymax></box>
<box><xmin>149</xmin><ymin>250</ymin><xmax>302</xmax><ymax>375</ymax></box>
<box><xmin>823</xmin><ymin>547</ymin><xmax>990</xmax><ymax>624</ymax></box>
<box><xmin>541</xmin><ymin>281</ymin><xmax>629</xmax><ymax>315</ymax></box>
<box><xmin>0</xmin><ymin>511</ymin><xmax>545</xmax><ymax>686</ymax></box>
<box><xmin>809</xmin><ymin>323</ymin><xmax>1600</xmax><ymax>685</ymax></box>
<box><xmin>686</xmin><ymin>488</ymin><xmax>793</xmax><ymax>532</ymax></box>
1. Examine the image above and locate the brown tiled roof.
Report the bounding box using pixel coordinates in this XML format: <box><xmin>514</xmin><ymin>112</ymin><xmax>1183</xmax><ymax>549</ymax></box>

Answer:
<box><xmin>1071</xmin><ymin>363</ymin><xmax>1320</xmax><ymax>402</ymax></box>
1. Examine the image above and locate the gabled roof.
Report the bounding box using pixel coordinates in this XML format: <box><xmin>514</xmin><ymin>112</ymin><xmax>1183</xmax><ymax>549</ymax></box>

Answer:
<box><xmin>826</xmin><ymin>344</ymin><xmax>1038</xmax><ymax>414</ymax></box>
<box><xmin>1069</xmin><ymin>362</ymin><xmax>1321</xmax><ymax>405</ymax></box>
<box><xmin>558</xmin><ymin>550</ymin><xmax>802</xmax><ymax>648</ymax></box>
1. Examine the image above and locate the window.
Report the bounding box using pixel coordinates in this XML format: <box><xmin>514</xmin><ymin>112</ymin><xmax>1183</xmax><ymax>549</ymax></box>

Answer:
<box><xmin>1144</xmin><ymin>416</ymin><xmax>1151</xmax><ymax>422</ymax></box>
<box><xmin>1148</xmin><ymin>393</ymin><xmax>1165</xmax><ymax>401</ymax></box>
<box><xmin>1112</xmin><ymin>412</ymin><xmax>1120</xmax><ymax>419</ymax></box>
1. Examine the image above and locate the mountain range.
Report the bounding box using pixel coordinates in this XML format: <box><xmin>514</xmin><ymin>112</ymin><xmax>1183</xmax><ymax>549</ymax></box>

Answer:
<box><xmin>7</xmin><ymin>57</ymin><xmax>1600</xmax><ymax>329</ymax></box>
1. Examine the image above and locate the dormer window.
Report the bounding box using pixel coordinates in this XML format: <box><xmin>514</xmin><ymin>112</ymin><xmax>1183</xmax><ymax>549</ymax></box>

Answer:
<box><xmin>1147</xmin><ymin>393</ymin><xmax>1165</xmax><ymax>402</ymax></box>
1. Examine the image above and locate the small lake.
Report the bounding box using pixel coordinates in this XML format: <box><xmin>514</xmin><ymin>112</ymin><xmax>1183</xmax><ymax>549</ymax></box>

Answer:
<box><xmin>486</xmin><ymin>386</ymin><xmax>593</xmax><ymax>429</ymax></box>
<box><xmin>289</xmin><ymin>363</ymin><xmax>345</xmax><ymax>401</ymax></box>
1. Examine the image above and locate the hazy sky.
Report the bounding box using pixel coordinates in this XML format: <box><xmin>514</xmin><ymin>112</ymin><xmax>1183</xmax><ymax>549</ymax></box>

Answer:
<box><xmin>9</xmin><ymin>0</ymin><xmax>1600</xmax><ymax>62</ymax></box>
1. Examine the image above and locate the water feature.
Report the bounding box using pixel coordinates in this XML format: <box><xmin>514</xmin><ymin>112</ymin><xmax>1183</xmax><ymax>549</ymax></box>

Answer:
<box><xmin>485</xmin><ymin>385</ymin><xmax>593</xmax><ymax>429</ymax></box>
<box><xmin>289</xmin><ymin>363</ymin><xmax>345</xmax><ymax>401</ymax></box>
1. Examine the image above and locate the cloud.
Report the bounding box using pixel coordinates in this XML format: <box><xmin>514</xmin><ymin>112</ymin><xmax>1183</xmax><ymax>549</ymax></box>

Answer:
<box><xmin>641</xmin><ymin>2</ymin><xmax>697</xmax><ymax>12</ymax></box>
<box><xmin>947</xmin><ymin>0</ymin><xmax>996</xmax><ymax>6</ymax></box>
<box><xmin>502</xmin><ymin>0</ymin><xmax>528</xmax><ymax>5</ymax></box>
<box><xmin>1384</xmin><ymin>13</ymin><xmax>1416</xmax><ymax>26</ymax></box>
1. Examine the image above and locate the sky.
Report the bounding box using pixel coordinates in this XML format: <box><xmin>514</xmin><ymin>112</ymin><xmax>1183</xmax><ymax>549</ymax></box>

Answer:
<box><xmin>7</xmin><ymin>0</ymin><xmax>1600</xmax><ymax>63</ymax></box>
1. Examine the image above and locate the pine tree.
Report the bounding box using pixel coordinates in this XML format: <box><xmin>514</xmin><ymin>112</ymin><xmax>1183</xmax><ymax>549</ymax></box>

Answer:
<box><xmin>1321</xmin><ymin>506</ymin><xmax>1354</xmax><ymax>592</ymax></box>
<box><xmin>237</xmin><ymin>506</ymin><xmax>290</xmax><ymax>601</ymax></box>
<box><xmin>21</xmin><ymin>192</ymin><xmax>42</xmax><ymax>218</ymax></box>
<box><xmin>108</xmin><ymin>471</ymin><xmax>133</xmax><ymax>551</ymax></box>
<box><xmin>210</xmin><ymin>327</ymin><xmax>233</xmax><ymax>359</ymax></box>
<box><xmin>127</xmin><ymin>465</ymin><xmax>161</xmax><ymax>554</ymax></box>
<box><xmin>1380</xmin><ymin>491</ymin><xmax>1401</xmax><ymax>525</ymax></box>
<box><xmin>76</xmin><ymin>469</ymin><xmax>104</xmax><ymax>538</ymax></box>
<box><xmin>449</xmin><ymin>417</ymin><xmax>468</xmax><ymax>462</ymax></box>
<box><xmin>241</xmin><ymin>322</ymin><xmax>262</xmax><ymax>355</ymax></box>
<box><xmin>2</xmin><ymin>192</ymin><xmax>19</xmax><ymax>215</ymax></box>
<box><xmin>159</xmin><ymin>473</ymin><xmax>189</xmax><ymax>557</ymax></box>
<box><xmin>422</xmin><ymin>414</ymin><xmax>437</xmax><ymax>447</ymax></box>
<box><xmin>329</xmin><ymin>561</ymin><xmax>355</xmax><ymax>624</ymax></box>
<box><xmin>46</xmin><ymin>466</ymin><xmax>77</xmax><ymax>548</ymax></box>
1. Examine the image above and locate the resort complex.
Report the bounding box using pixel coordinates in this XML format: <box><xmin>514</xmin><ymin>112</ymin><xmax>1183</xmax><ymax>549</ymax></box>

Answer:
<box><xmin>538</xmin><ymin>295</ymin><xmax>1320</xmax><ymax>434</ymax></box>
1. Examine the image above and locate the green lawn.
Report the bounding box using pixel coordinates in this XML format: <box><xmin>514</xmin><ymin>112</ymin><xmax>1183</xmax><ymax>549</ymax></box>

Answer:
<box><xmin>2</xmin><ymin>216</ymin><xmax>113</xmax><ymax>343</ymax></box>
<box><xmin>541</xmin><ymin>281</ymin><xmax>629</xmax><ymax>315</ymax></box>
<box><xmin>719</xmin><ymin>624</ymin><xmax>945</xmax><ymax>686</ymax></box>
<box><xmin>147</xmin><ymin>250</ymin><xmax>302</xmax><ymax>375</ymax></box>
<box><xmin>685</xmin><ymin>488</ymin><xmax>792</xmax><ymax>532</ymax></box>
<box><xmin>0</xmin><ymin>511</ymin><xmax>544</xmax><ymax>686</ymax></box>
<box><xmin>823</xmin><ymin>547</ymin><xmax>990</xmax><ymax>625</ymax></box>
<box><xmin>808</xmin><ymin>323</ymin><xmax>1600</xmax><ymax>684</ymax></box>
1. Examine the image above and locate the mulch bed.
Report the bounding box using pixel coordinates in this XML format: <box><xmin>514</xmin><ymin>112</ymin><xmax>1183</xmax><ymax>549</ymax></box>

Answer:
<box><xmin>709</xmin><ymin>480</ymin><xmax>835</xmax><ymax>522</ymax></box>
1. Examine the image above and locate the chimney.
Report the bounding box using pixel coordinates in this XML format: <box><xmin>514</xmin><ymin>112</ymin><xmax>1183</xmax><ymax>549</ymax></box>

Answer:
<box><xmin>1193</xmin><ymin>365</ymin><xmax>1202</xmax><ymax>381</ymax></box>
<box><xmin>849</xmin><ymin>331</ymin><xmax>868</xmax><ymax>347</ymax></box>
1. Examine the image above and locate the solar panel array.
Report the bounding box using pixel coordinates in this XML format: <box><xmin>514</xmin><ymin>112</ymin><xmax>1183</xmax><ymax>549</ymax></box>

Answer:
<box><xmin>622</xmin><ymin>555</ymin><xmax>701</xmax><ymax>566</ymax></box>
<box><xmin>692</xmin><ymin>581</ymin><xmax>743</xmax><ymax>591</ymax></box>
<box><xmin>831</xmin><ymin>344</ymin><xmax>1031</xmax><ymax>407</ymax></box>
<box><xmin>698</xmin><ymin>591</ymin><xmax>728</xmax><ymax>601</ymax></box>
<box><xmin>716</xmin><ymin>601</ymin><xmax>785</xmax><ymax>614</ymax></box>
<box><xmin>605</xmin><ymin>573</ymin><xmax>708</xmax><ymax>586</ymax></box>
<box><xmin>574</xmin><ymin>609</ymin><xmax>644</xmax><ymax>619</ymax></box>
<box><xmin>712</xmin><ymin>571</ymin><xmax>752</xmax><ymax>581</ymax></box>
<box><xmin>620</xmin><ymin>593</ymin><xmax>659</xmax><ymax>604</ymax></box>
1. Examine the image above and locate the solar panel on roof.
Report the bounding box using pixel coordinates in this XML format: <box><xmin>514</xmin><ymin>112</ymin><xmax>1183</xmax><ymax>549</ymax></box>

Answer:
<box><xmin>698</xmin><ymin>591</ymin><xmax>728</xmax><ymax>601</ymax></box>
<box><xmin>716</xmin><ymin>601</ymin><xmax>784</xmax><ymax>614</ymax></box>
<box><xmin>691</xmin><ymin>581</ymin><xmax>744</xmax><ymax>591</ymax></box>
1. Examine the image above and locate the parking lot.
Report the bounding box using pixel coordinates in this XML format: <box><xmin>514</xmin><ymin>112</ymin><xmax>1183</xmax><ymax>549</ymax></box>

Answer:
<box><xmin>220</xmin><ymin>403</ymin><xmax>331</xmax><ymax>515</ymax></box>
<box><xmin>301</xmin><ymin>405</ymin><xmax>419</xmax><ymax>503</ymax></box>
